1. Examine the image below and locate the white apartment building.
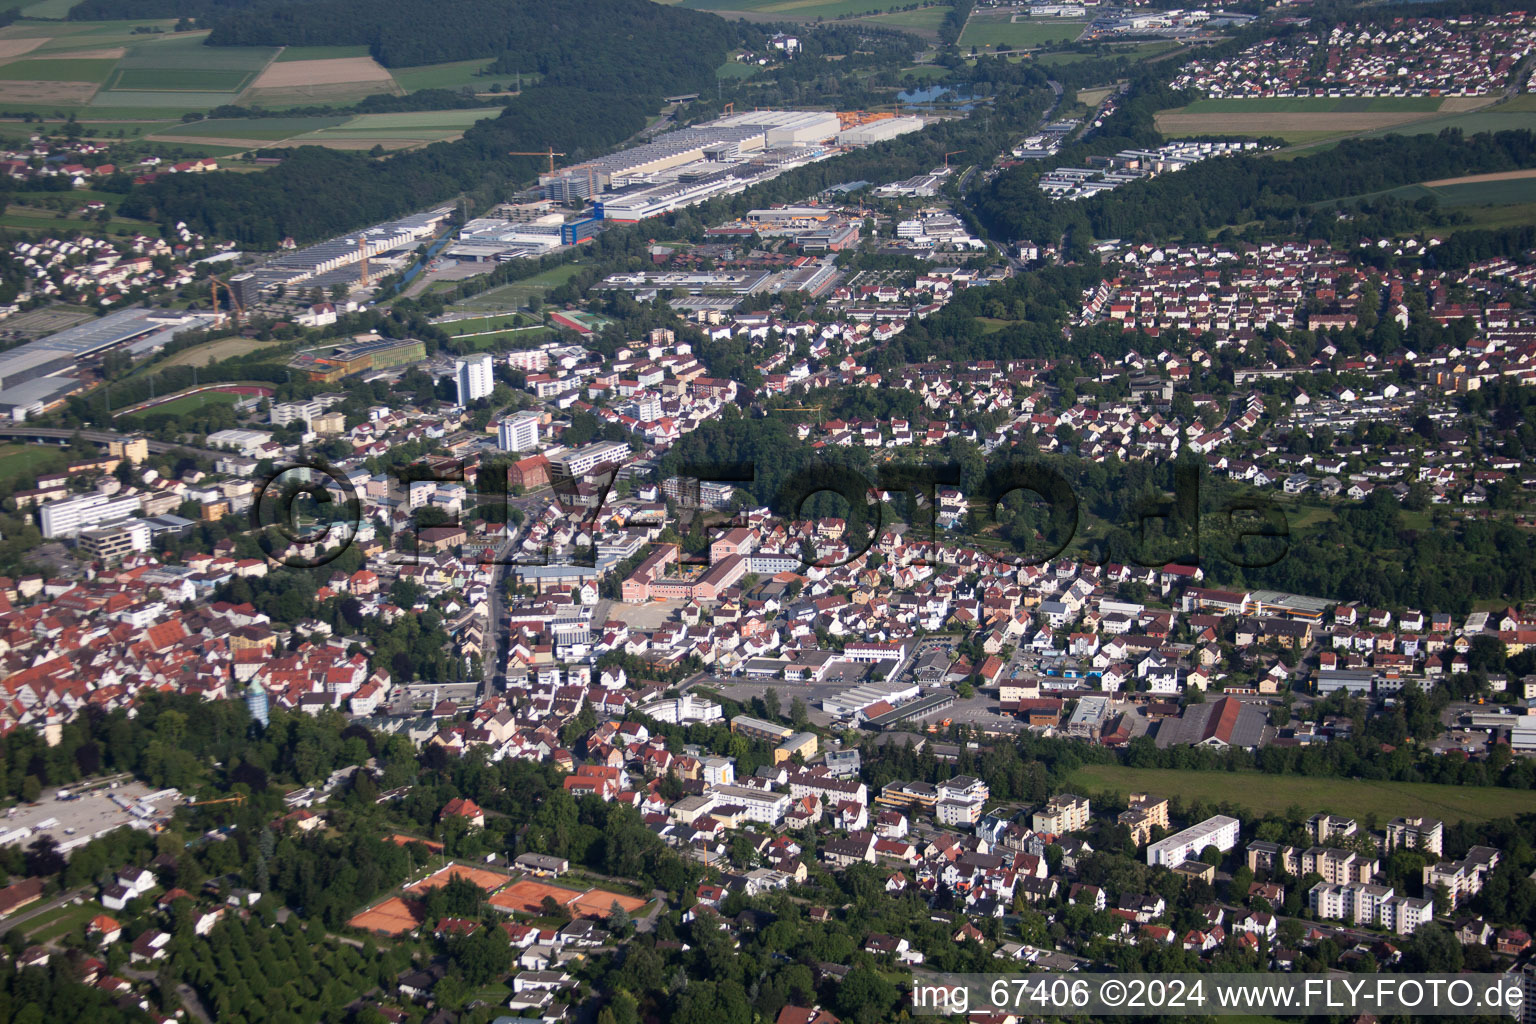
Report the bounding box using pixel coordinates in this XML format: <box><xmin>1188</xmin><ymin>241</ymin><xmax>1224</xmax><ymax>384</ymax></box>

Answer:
<box><xmin>550</xmin><ymin>441</ymin><xmax>629</xmax><ymax>478</ymax></box>
<box><xmin>1033</xmin><ymin>793</ymin><xmax>1091</xmax><ymax>835</ymax></box>
<box><xmin>1386</xmin><ymin>816</ymin><xmax>1443</xmax><ymax>856</ymax></box>
<box><xmin>1302</xmin><ymin>846</ymin><xmax>1379</xmax><ymax>885</ymax></box>
<box><xmin>701</xmin><ymin>756</ymin><xmax>735</xmax><ymax>788</ymax></box>
<box><xmin>506</xmin><ymin>348</ymin><xmax>550</xmax><ymax>373</ymax></box>
<box><xmin>39</xmin><ymin>491</ymin><xmax>143</xmax><ymax>539</ymax></box>
<box><xmin>935</xmin><ymin>776</ymin><xmax>988</xmax><ymax>828</ymax></box>
<box><xmin>1146</xmin><ymin>815</ymin><xmax>1241</xmax><ymax>867</ymax></box>
<box><xmin>1309</xmin><ymin>881</ymin><xmax>1433</xmax><ymax>935</ymax></box>
<box><xmin>498</xmin><ymin>411</ymin><xmax>541</xmax><ymax>453</ymax></box>
<box><xmin>455</xmin><ymin>353</ymin><xmax>494</xmax><ymax>406</ymax></box>
<box><xmin>705</xmin><ymin>784</ymin><xmax>790</xmax><ymax>825</ymax></box>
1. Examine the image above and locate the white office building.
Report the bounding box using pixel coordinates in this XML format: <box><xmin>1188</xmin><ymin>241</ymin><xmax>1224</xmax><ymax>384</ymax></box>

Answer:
<box><xmin>1146</xmin><ymin>814</ymin><xmax>1241</xmax><ymax>867</ymax></box>
<box><xmin>454</xmin><ymin>353</ymin><xmax>494</xmax><ymax>407</ymax></box>
<box><xmin>498</xmin><ymin>411</ymin><xmax>541</xmax><ymax>453</ymax></box>
<box><xmin>39</xmin><ymin>491</ymin><xmax>143</xmax><ymax>539</ymax></box>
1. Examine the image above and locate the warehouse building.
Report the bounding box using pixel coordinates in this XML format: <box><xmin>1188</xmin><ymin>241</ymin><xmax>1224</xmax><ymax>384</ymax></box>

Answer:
<box><xmin>836</xmin><ymin>116</ymin><xmax>923</xmax><ymax>146</ymax></box>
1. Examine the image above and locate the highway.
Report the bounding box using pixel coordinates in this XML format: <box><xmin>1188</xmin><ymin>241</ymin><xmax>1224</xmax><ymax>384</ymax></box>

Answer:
<box><xmin>0</xmin><ymin>424</ymin><xmax>226</xmax><ymax>460</ymax></box>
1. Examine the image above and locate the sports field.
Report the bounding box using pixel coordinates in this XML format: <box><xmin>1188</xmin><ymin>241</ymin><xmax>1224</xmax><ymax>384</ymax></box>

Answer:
<box><xmin>0</xmin><ymin>443</ymin><xmax>65</xmax><ymax>485</ymax></box>
<box><xmin>348</xmin><ymin>896</ymin><xmax>425</xmax><ymax>936</ymax></box>
<box><xmin>1064</xmin><ymin>764</ymin><xmax>1536</xmax><ymax>824</ymax></box>
<box><xmin>960</xmin><ymin>13</ymin><xmax>1085</xmax><ymax>49</ymax></box>
<box><xmin>118</xmin><ymin>389</ymin><xmax>241</xmax><ymax>420</ymax></box>
<box><xmin>405</xmin><ymin>863</ymin><xmax>514</xmax><ymax>895</ymax></box>
<box><xmin>489</xmin><ymin>878</ymin><xmax>648</xmax><ymax>918</ymax></box>
<box><xmin>449</xmin><ymin>263</ymin><xmax>585</xmax><ymax>311</ymax></box>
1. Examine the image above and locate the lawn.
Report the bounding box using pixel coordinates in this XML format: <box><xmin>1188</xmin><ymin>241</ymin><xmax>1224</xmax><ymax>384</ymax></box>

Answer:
<box><xmin>1063</xmin><ymin>764</ymin><xmax>1536</xmax><ymax>825</ymax></box>
<box><xmin>717</xmin><ymin>59</ymin><xmax>762</xmax><ymax>79</ymax></box>
<box><xmin>145</xmin><ymin>336</ymin><xmax>281</xmax><ymax>371</ymax></box>
<box><xmin>22</xmin><ymin>900</ymin><xmax>99</xmax><ymax>942</ymax></box>
<box><xmin>0</xmin><ymin>442</ymin><xmax>65</xmax><ymax>484</ymax></box>
<box><xmin>959</xmin><ymin>16</ymin><xmax>1085</xmax><ymax>49</ymax></box>
<box><xmin>450</xmin><ymin>263</ymin><xmax>584</xmax><ymax>310</ymax></box>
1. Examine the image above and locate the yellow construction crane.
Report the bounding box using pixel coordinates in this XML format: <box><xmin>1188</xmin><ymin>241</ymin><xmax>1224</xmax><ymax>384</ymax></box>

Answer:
<box><xmin>188</xmin><ymin>794</ymin><xmax>246</xmax><ymax>807</ymax></box>
<box><xmin>509</xmin><ymin>148</ymin><xmax>566</xmax><ymax>174</ymax></box>
<box><xmin>208</xmin><ymin>277</ymin><xmax>243</xmax><ymax>327</ymax></box>
<box><xmin>943</xmin><ymin>150</ymin><xmax>964</xmax><ymax>169</ymax></box>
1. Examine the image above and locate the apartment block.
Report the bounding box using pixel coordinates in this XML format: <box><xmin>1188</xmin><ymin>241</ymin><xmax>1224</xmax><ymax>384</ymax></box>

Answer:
<box><xmin>1423</xmin><ymin>846</ymin><xmax>1500</xmax><ymax>908</ymax></box>
<box><xmin>1124</xmin><ymin>792</ymin><xmax>1167</xmax><ymax>847</ymax></box>
<box><xmin>1302</xmin><ymin>846</ymin><xmax>1379</xmax><ymax>885</ymax></box>
<box><xmin>1146</xmin><ymin>815</ymin><xmax>1240</xmax><ymax>868</ymax></box>
<box><xmin>1118</xmin><ymin>793</ymin><xmax>1170</xmax><ymax>846</ymax></box>
<box><xmin>1307</xmin><ymin>813</ymin><xmax>1361</xmax><ymax>845</ymax></box>
<box><xmin>1310</xmin><ymin>881</ymin><xmax>1433</xmax><ymax>935</ymax></box>
<box><xmin>1386</xmin><ymin>816</ymin><xmax>1444</xmax><ymax>857</ymax></box>
<box><xmin>1246</xmin><ymin>841</ymin><xmax>1300</xmax><ymax>876</ymax></box>
<box><xmin>1033</xmin><ymin>793</ymin><xmax>1091</xmax><ymax>835</ymax></box>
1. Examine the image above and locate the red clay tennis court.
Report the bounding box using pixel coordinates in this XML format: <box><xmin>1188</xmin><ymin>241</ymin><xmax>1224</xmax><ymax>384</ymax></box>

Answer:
<box><xmin>568</xmin><ymin>888</ymin><xmax>649</xmax><ymax>920</ymax></box>
<box><xmin>405</xmin><ymin>864</ymin><xmax>513</xmax><ymax>895</ymax></box>
<box><xmin>489</xmin><ymin>879</ymin><xmax>649</xmax><ymax>919</ymax></box>
<box><xmin>348</xmin><ymin>896</ymin><xmax>425</xmax><ymax>936</ymax></box>
<box><xmin>490</xmin><ymin>879</ymin><xmax>584</xmax><ymax>915</ymax></box>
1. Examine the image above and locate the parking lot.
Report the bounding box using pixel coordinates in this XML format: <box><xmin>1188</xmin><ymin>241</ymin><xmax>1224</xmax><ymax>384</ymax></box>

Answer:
<box><xmin>3</xmin><ymin>778</ymin><xmax>177</xmax><ymax>857</ymax></box>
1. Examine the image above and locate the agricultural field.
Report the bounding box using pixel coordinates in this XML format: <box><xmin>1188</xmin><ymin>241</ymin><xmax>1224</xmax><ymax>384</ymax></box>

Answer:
<box><xmin>241</xmin><ymin>52</ymin><xmax>399</xmax><ymax>107</ymax></box>
<box><xmin>1064</xmin><ymin>764</ymin><xmax>1536</xmax><ymax>825</ymax></box>
<box><xmin>680</xmin><ymin>0</ymin><xmax>937</xmax><ymax>20</ymax></box>
<box><xmin>89</xmin><ymin>32</ymin><xmax>276</xmax><ymax>113</ymax></box>
<box><xmin>279</xmin><ymin>107</ymin><xmax>503</xmax><ymax>149</ymax></box>
<box><xmin>387</xmin><ymin>57</ymin><xmax>501</xmax><ymax>94</ymax></box>
<box><xmin>143</xmin><ymin>107</ymin><xmax>500</xmax><ymax>152</ymax></box>
<box><xmin>1157</xmin><ymin>110</ymin><xmax>1447</xmax><ymax>144</ymax></box>
<box><xmin>959</xmin><ymin>12</ymin><xmax>1085</xmax><ymax>49</ymax></box>
<box><xmin>1179</xmin><ymin>96</ymin><xmax>1446</xmax><ymax>113</ymax></box>
<box><xmin>274</xmin><ymin>44</ymin><xmax>374</xmax><ymax>63</ymax></box>
<box><xmin>1157</xmin><ymin>94</ymin><xmax>1519</xmax><ymax>147</ymax></box>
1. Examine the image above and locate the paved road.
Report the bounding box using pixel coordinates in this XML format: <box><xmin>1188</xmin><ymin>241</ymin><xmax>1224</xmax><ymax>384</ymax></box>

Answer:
<box><xmin>0</xmin><ymin>424</ymin><xmax>224</xmax><ymax>460</ymax></box>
